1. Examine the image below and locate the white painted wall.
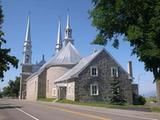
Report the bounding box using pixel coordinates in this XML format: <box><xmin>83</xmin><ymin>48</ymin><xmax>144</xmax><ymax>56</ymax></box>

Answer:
<box><xmin>66</xmin><ymin>82</ymin><xmax>75</xmax><ymax>100</ymax></box>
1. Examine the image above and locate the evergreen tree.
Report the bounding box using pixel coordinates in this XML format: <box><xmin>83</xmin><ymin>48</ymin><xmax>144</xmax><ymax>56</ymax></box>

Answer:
<box><xmin>109</xmin><ymin>77</ymin><xmax>126</xmax><ymax>105</ymax></box>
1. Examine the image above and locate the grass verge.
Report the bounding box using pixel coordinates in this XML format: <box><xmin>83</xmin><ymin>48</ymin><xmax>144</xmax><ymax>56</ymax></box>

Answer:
<box><xmin>38</xmin><ymin>98</ymin><xmax>56</xmax><ymax>102</ymax></box>
<box><xmin>57</xmin><ymin>99</ymin><xmax>153</xmax><ymax>112</ymax></box>
<box><xmin>37</xmin><ymin>99</ymin><xmax>160</xmax><ymax>112</ymax></box>
<box><xmin>150</xmin><ymin>106</ymin><xmax>160</xmax><ymax>112</ymax></box>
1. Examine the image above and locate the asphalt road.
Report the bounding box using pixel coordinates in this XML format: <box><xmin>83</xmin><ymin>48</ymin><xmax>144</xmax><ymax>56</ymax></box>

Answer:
<box><xmin>0</xmin><ymin>99</ymin><xmax>160</xmax><ymax>120</ymax></box>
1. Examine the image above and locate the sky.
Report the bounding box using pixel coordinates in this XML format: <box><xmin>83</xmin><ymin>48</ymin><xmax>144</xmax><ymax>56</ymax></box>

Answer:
<box><xmin>0</xmin><ymin>0</ymin><xmax>156</xmax><ymax>96</ymax></box>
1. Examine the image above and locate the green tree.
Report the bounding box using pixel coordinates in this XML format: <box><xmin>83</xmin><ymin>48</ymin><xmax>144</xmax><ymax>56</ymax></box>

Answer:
<box><xmin>0</xmin><ymin>2</ymin><xmax>18</xmax><ymax>81</ymax></box>
<box><xmin>109</xmin><ymin>77</ymin><xmax>126</xmax><ymax>105</ymax></box>
<box><xmin>2</xmin><ymin>76</ymin><xmax>20</xmax><ymax>97</ymax></box>
<box><xmin>90</xmin><ymin>0</ymin><xmax>160</xmax><ymax>82</ymax></box>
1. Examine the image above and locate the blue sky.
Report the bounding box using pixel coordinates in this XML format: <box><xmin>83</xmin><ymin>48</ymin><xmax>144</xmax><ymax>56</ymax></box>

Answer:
<box><xmin>0</xmin><ymin>0</ymin><xmax>156</xmax><ymax>96</ymax></box>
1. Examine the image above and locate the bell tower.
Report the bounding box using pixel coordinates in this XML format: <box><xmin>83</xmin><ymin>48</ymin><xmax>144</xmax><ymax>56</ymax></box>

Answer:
<box><xmin>19</xmin><ymin>16</ymin><xmax>33</xmax><ymax>99</ymax></box>
<box><xmin>23</xmin><ymin>16</ymin><xmax>32</xmax><ymax>64</ymax></box>
<box><xmin>64</xmin><ymin>15</ymin><xmax>74</xmax><ymax>46</ymax></box>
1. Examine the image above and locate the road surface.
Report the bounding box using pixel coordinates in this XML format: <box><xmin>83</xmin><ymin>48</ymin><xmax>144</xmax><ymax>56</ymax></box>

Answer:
<box><xmin>0</xmin><ymin>99</ymin><xmax>159</xmax><ymax>120</ymax></box>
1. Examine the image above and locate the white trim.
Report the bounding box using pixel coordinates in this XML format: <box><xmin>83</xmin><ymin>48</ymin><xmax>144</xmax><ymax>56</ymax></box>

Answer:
<box><xmin>90</xmin><ymin>84</ymin><xmax>99</xmax><ymax>96</ymax></box>
<box><xmin>111</xmin><ymin>67</ymin><xmax>119</xmax><ymax>77</ymax></box>
<box><xmin>90</xmin><ymin>66</ymin><xmax>98</xmax><ymax>77</ymax></box>
<box><xmin>56</xmin><ymin>83</ymin><xmax>67</xmax><ymax>87</ymax></box>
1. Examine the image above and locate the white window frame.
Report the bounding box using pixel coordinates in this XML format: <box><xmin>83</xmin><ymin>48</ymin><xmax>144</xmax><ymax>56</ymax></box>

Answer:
<box><xmin>90</xmin><ymin>66</ymin><xmax>98</xmax><ymax>76</ymax></box>
<box><xmin>90</xmin><ymin>84</ymin><xmax>99</xmax><ymax>96</ymax></box>
<box><xmin>111</xmin><ymin>67</ymin><xmax>119</xmax><ymax>77</ymax></box>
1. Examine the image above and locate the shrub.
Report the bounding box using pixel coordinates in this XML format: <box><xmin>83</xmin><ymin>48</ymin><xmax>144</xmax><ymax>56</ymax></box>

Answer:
<box><xmin>133</xmin><ymin>94</ymin><xmax>146</xmax><ymax>105</ymax></box>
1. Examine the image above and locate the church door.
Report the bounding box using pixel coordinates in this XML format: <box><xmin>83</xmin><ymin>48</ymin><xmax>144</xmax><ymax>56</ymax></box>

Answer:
<box><xmin>59</xmin><ymin>87</ymin><xmax>66</xmax><ymax>99</ymax></box>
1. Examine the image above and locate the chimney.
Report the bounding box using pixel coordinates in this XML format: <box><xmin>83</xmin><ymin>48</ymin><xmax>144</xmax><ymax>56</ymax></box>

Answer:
<box><xmin>128</xmin><ymin>61</ymin><xmax>133</xmax><ymax>80</ymax></box>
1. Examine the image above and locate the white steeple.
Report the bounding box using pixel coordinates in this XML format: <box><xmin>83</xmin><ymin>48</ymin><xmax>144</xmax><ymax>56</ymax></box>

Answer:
<box><xmin>66</xmin><ymin>15</ymin><xmax>70</xmax><ymax>29</ymax></box>
<box><xmin>55</xmin><ymin>19</ymin><xmax>62</xmax><ymax>53</ymax></box>
<box><xmin>23</xmin><ymin>16</ymin><xmax>32</xmax><ymax>64</ymax></box>
<box><xmin>64</xmin><ymin>14</ymin><xmax>74</xmax><ymax>46</ymax></box>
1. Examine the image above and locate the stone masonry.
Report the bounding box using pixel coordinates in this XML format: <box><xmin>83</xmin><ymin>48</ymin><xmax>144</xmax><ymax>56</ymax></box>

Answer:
<box><xmin>75</xmin><ymin>50</ymin><xmax>133</xmax><ymax>104</ymax></box>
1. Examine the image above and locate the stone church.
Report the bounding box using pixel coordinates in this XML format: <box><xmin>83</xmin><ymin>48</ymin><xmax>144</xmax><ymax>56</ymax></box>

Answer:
<box><xmin>19</xmin><ymin>15</ymin><xmax>138</xmax><ymax>104</ymax></box>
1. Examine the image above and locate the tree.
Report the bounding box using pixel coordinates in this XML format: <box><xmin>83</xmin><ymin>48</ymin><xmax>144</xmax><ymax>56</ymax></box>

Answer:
<box><xmin>109</xmin><ymin>77</ymin><xmax>126</xmax><ymax>105</ymax></box>
<box><xmin>133</xmin><ymin>93</ymin><xmax>146</xmax><ymax>105</ymax></box>
<box><xmin>90</xmin><ymin>0</ymin><xmax>160</xmax><ymax>82</ymax></box>
<box><xmin>0</xmin><ymin>2</ymin><xmax>18</xmax><ymax>81</ymax></box>
<box><xmin>2</xmin><ymin>76</ymin><xmax>20</xmax><ymax>97</ymax></box>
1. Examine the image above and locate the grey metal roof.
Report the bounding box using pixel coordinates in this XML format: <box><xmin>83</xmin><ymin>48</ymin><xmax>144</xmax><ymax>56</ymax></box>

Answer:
<box><xmin>26</xmin><ymin>42</ymin><xmax>81</xmax><ymax>81</ymax></box>
<box><xmin>54</xmin><ymin>48</ymin><xmax>131</xmax><ymax>83</ymax></box>
<box><xmin>48</xmin><ymin>42</ymin><xmax>81</xmax><ymax>65</ymax></box>
<box><xmin>54</xmin><ymin>49</ymin><xmax>102</xmax><ymax>83</ymax></box>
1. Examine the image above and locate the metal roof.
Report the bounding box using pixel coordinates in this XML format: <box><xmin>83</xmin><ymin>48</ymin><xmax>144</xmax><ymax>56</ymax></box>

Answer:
<box><xmin>49</xmin><ymin>42</ymin><xmax>81</xmax><ymax>66</ymax></box>
<box><xmin>54</xmin><ymin>49</ymin><xmax>102</xmax><ymax>83</ymax></box>
<box><xmin>26</xmin><ymin>42</ymin><xmax>81</xmax><ymax>81</ymax></box>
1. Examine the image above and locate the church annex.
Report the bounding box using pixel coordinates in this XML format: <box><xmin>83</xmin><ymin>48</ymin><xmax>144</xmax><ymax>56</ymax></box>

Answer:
<box><xmin>19</xmin><ymin>15</ymin><xmax>136</xmax><ymax>104</ymax></box>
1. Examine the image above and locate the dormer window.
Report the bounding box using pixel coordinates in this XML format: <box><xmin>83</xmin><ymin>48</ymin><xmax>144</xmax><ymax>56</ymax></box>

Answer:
<box><xmin>111</xmin><ymin>67</ymin><xmax>119</xmax><ymax>77</ymax></box>
<box><xmin>90</xmin><ymin>66</ymin><xmax>98</xmax><ymax>76</ymax></box>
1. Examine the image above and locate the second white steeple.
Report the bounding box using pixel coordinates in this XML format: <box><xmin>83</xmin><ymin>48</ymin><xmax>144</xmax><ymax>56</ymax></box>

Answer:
<box><xmin>64</xmin><ymin>15</ymin><xmax>74</xmax><ymax>46</ymax></box>
<box><xmin>55</xmin><ymin>19</ymin><xmax>63</xmax><ymax>53</ymax></box>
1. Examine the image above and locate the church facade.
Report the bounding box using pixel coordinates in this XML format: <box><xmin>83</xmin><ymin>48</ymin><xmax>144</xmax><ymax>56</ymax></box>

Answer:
<box><xmin>19</xmin><ymin>15</ymin><xmax>137</xmax><ymax>104</ymax></box>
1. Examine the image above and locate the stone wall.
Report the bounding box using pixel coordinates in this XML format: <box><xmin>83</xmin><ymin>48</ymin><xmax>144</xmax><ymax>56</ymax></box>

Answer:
<box><xmin>156</xmin><ymin>80</ymin><xmax>160</xmax><ymax>102</ymax></box>
<box><xmin>132</xmin><ymin>84</ymin><xmax>138</xmax><ymax>96</ymax></box>
<box><xmin>38</xmin><ymin>69</ymin><xmax>47</xmax><ymax>98</ymax></box>
<box><xmin>75</xmin><ymin>50</ymin><xmax>133</xmax><ymax>104</ymax></box>
<box><xmin>26</xmin><ymin>75</ymin><xmax>38</xmax><ymax>100</ymax></box>
<box><xmin>20</xmin><ymin>64</ymin><xmax>32</xmax><ymax>99</ymax></box>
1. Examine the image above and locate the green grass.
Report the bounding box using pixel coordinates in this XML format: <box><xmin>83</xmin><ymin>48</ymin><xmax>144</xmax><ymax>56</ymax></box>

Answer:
<box><xmin>146</xmin><ymin>97</ymin><xmax>158</xmax><ymax>103</ymax></box>
<box><xmin>38</xmin><ymin>98</ymin><xmax>56</xmax><ymax>102</ymax></box>
<box><xmin>57</xmin><ymin>99</ymin><xmax>151</xmax><ymax>111</ymax></box>
<box><xmin>150</xmin><ymin>106</ymin><xmax>160</xmax><ymax>112</ymax></box>
<box><xmin>37</xmin><ymin>99</ymin><xmax>160</xmax><ymax>112</ymax></box>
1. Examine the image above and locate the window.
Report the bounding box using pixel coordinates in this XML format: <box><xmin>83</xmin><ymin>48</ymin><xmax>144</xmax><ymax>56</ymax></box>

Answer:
<box><xmin>52</xmin><ymin>88</ymin><xmax>57</xmax><ymax>96</ymax></box>
<box><xmin>90</xmin><ymin>84</ymin><xmax>99</xmax><ymax>95</ymax></box>
<box><xmin>111</xmin><ymin>67</ymin><xmax>118</xmax><ymax>77</ymax></box>
<box><xmin>90</xmin><ymin>66</ymin><xmax>98</xmax><ymax>76</ymax></box>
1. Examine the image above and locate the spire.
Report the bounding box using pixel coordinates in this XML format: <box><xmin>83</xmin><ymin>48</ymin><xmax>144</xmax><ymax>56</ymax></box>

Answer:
<box><xmin>55</xmin><ymin>18</ymin><xmax>62</xmax><ymax>53</ymax></box>
<box><xmin>66</xmin><ymin>15</ymin><xmax>70</xmax><ymax>29</ymax></box>
<box><xmin>25</xmin><ymin>16</ymin><xmax>31</xmax><ymax>42</ymax></box>
<box><xmin>64</xmin><ymin>13</ymin><xmax>74</xmax><ymax>46</ymax></box>
<box><xmin>42</xmin><ymin>54</ymin><xmax>45</xmax><ymax>61</ymax></box>
<box><xmin>23</xmin><ymin>15</ymin><xmax>32</xmax><ymax>64</ymax></box>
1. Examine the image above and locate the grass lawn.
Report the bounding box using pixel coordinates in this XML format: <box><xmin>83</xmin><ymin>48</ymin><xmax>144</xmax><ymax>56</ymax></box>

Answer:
<box><xmin>57</xmin><ymin>99</ymin><xmax>160</xmax><ymax>112</ymax></box>
<box><xmin>150</xmin><ymin>106</ymin><xmax>160</xmax><ymax>112</ymax></box>
<box><xmin>38</xmin><ymin>98</ymin><xmax>56</xmax><ymax>102</ymax></box>
<box><xmin>37</xmin><ymin>98</ymin><xmax>160</xmax><ymax>112</ymax></box>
